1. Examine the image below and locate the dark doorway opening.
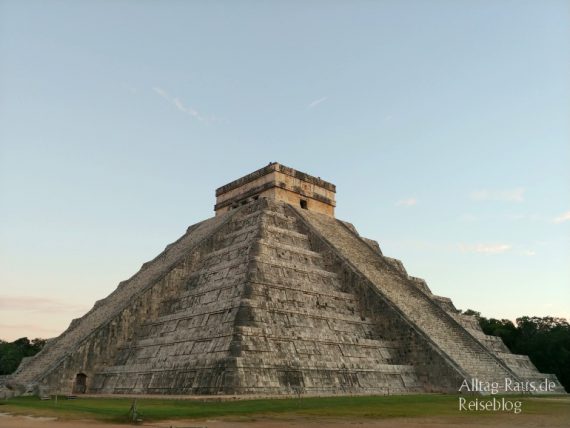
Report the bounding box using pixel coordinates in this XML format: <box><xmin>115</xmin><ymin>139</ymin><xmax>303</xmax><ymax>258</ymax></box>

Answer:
<box><xmin>73</xmin><ymin>373</ymin><xmax>87</xmax><ymax>394</ymax></box>
<box><xmin>300</xmin><ymin>200</ymin><xmax>308</xmax><ymax>209</ymax></box>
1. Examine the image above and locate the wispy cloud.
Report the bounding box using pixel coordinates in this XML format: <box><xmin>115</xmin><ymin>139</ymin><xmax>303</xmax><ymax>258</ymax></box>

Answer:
<box><xmin>522</xmin><ymin>250</ymin><xmax>536</xmax><ymax>256</ymax></box>
<box><xmin>152</xmin><ymin>86</ymin><xmax>169</xmax><ymax>99</ymax></box>
<box><xmin>0</xmin><ymin>296</ymin><xmax>89</xmax><ymax>313</ymax></box>
<box><xmin>396</xmin><ymin>198</ymin><xmax>417</xmax><ymax>207</ymax></box>
<box><xmin>307</xmin><ymin>96</ymin><xmax>328</xmax><ymax>109</ymax></box>
<box><xmin>152</xmin><ymin>86</ymin><xmax>218</xmax><ymax>123</ymax></box>
<box><xmin>470</xmin><ymin>187</ymin><xmax>525</xmax><ymax>203</ymax></box>
<box><xmin>553</xmin><ymin>211</ymin><xmax>570</xmax><ymax>224</ymax></box>
<box><xmin>459</xmin><ymin>243</ymin><xmax>512</xmax><ymax>254</ymax></box>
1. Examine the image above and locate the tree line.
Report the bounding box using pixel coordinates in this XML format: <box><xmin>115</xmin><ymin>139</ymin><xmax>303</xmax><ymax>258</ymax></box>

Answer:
<box><xmin>463</xmin><ymin>311</ymin><xmax>569</xmax><ymax>392</ymax></box>
<box><xmin>0</xmin><ymin>337</ymin><xmax>46</xmax><ymax>375</ymax></box>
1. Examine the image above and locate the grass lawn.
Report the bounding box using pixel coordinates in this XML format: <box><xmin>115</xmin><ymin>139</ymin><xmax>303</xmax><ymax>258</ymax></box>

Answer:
<box><xmin>1</xmin><ymin>394</ymin><xmax>569</xmax><ymax>424</ymax></box>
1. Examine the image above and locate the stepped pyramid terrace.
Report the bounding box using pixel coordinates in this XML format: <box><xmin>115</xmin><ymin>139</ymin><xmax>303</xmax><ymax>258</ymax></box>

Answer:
<box><xmin>4</xmin><ymin>162</ymin><xmax>564</xmax><ymax>396</ymax></box>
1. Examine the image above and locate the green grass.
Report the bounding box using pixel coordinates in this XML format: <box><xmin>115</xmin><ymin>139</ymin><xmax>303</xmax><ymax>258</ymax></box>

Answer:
<box><xmin>1</xmin><ymin>394</ymin><xmax>569</xmax><ymax>424</ymax></box>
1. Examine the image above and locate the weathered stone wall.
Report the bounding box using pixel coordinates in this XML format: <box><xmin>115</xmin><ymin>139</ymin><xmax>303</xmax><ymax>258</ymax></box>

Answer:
<box><xmin>215</xmin><ymin>163</ymin><xmax>335</xmax><ymax>217</ymax></box>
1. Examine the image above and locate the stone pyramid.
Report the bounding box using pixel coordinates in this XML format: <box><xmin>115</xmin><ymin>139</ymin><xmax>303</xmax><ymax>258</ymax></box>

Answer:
<box><xmin>7</xmin><ymin>163</ymin><xmax>563</xmax><ymax>396</ymax></box>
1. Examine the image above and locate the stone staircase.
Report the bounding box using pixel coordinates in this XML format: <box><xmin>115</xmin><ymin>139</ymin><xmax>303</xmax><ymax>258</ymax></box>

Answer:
<box><xmin>292</xmin><ymin>206</ymin><xmax>522</xmax><ymax>391</ymax></box>
<box><xmin>235</xmin><ymin>201</ymin><xmax>421</xmax><ymax>394</ymax></box>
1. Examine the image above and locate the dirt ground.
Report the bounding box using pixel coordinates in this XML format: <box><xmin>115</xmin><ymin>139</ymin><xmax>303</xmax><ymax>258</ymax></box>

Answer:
<box><xmin>2</xmin><ymin>412</ymin><xmax>570</xmax><ymax>428</ymax></box>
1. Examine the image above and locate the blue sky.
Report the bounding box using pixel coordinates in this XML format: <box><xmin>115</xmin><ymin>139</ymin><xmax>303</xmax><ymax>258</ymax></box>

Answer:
<box><xmin>1</xmin><ymin>1</ymin><xmax>569</xmax><ymax>341</ymax></box>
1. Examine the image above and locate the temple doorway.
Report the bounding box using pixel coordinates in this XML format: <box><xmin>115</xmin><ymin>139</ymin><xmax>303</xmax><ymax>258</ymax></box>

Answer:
<box><xmin>73</xmin><ymin>373</ymin><xmax>87</xmax><ymax>394</ymax></box>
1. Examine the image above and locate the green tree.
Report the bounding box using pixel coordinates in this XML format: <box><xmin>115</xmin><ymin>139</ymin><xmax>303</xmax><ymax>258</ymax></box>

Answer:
<box><xmin>0</xmin><ymin>337</ymin><xmax>47</xmax><ymax>375</ymax></box>
<box><xmin>463</xmin><ymin>310</ymin><xmax>570</xmax><ymax>393</ymax></box>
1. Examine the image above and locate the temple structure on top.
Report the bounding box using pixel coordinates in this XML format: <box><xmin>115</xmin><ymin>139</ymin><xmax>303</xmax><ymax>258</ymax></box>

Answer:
<box><xmin>215</xmin><ymin>162</ymin><xmax>336</xmax><ymax>217</ymax></box>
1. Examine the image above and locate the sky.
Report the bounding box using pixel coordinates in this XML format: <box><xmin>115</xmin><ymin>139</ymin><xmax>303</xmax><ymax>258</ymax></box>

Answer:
<box><xmin>0</xmin><ymin>0</ymin><xmax>569</xmax><ymax>341</ymax></box>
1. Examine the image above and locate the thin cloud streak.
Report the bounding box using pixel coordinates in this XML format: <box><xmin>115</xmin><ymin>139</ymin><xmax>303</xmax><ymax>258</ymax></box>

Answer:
<box><xmin>307</xmin><ymin>96</ymin><xmax>328</xmax><ymax>109</ymax></box>
<box><xmin>396</xmin><ymin>198</ymin><xmax>417</xmax><ymax>207</ymax></box>
<box><xmin>152</xmin><ymin>86</ymin><xmax>168</xmax><ymax>98</ymax></box>
<box><xmin>152</xmin><ymin>86</ymin><xmax>216</xmax><ymax>123</ymax></box>
<box><xmin>470</xmin><ymin>188</ymin><xmax>525</xmax><ymax>203</ymax></box>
